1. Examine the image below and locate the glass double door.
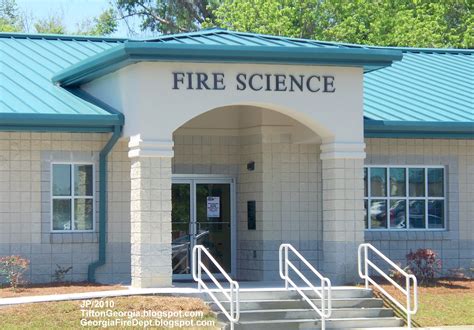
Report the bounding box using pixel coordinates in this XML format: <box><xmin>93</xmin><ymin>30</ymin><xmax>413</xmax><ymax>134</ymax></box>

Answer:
<box><xmin>171</xmin><ymin>177</ymin><xmax>234</xmax><ymax>279</ymax></box>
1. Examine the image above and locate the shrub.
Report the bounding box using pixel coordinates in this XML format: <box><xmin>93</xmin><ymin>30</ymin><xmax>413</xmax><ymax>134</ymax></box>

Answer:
<box><xmin>388</xmin><ymin>262</ymin><xmax>412</xmax><ymax>284</ymax></box>
<box><xmin>406</xmin><ymin>248</ymin><xmax>441</xmax><ymax>285</ymax></box>
<box><xmin>52</xmin><ymin>264</ymin><xmax>73</xmax><ymax>283</ymax></box>
<box><xmin>0</xmin><ymin>255</ymin><xmax>30</xmax><ymax>290</ymax></box>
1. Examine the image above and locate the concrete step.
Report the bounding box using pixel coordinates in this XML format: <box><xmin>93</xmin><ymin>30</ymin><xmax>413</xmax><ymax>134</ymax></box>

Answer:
<box><xmin>225</xmin><ymin>317</ymin><xmax>403</xmax><ymax>329</ymax></box>
<box><xmin>217</xmin><ymin>308</ymin><xmax>394</xmax><ymax>322</ymax></box>
<box><xmin>211</xmin><ymin>287</ymin><xmax>373</xmax><ymax>301</ymax></box>
<box><xmin>209</xmin><ymin>297</ymin><xmax>384</xmax><ymax>311</ymax></box>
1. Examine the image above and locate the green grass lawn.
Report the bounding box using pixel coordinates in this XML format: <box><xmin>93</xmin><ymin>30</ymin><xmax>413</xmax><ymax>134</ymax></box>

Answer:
<box><xmin>413</xmin><ymin>290</ymin><xmax>474</xmax><ymax>326</ymax></box>
<box><xmin>0</xmin><ymin>296</ymin><xmax>218</xmax><ymax>329</ymax></box>
<box><xmin>1</xmin><ymin>280</ymin><xmax>472</xmax><ymax>328</ymax></box>
<box><xmin>375</xmin><ymin>278</ymin><xmax>474</xmax><ymax>327</ymax></box>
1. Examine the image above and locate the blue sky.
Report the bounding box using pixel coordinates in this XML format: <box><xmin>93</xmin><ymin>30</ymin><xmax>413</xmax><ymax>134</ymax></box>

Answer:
<box><xmin>17</xmin><ymin>0</ymin><xmax>140</xmax><ymax>37</ymax></box>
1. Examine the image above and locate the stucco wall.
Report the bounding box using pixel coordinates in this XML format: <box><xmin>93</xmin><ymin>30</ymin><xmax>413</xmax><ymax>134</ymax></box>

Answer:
<box><xmin>0</xmin><ymin>132</ymin><xmax>130</xmax><ymax>284</ymax></box>
<box><xmin>365</xmin><ymin>138</ymin><xmax>474</xmax><ymax>274</ymax></box>
<box><xmin>83</xmin><ymin>62</ymin><xmax>365</xmax><ymax>147</ymax></box>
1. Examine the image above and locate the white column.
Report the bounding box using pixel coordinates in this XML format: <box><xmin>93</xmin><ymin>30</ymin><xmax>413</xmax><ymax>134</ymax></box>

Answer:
<box><xmin>129</xmin><ymin>135</ymin><xmax>174</xmax><ymax>288</ymax></box>
<box><xmin>320</xmin><ymin>141</ymin><xmax>366</xmax><ymax>284</ymax></box>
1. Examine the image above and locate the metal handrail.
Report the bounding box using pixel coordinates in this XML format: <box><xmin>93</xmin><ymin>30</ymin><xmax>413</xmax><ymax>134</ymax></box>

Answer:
<box><xmin>358</xmin><ymin>243</ymin><xmax>418</xmax><ymax>328</ymax></box>
<box><xmin>192</xmin><ymin>245</ymin><xmax>240</xmax><ymax>330</ymax></box>
<box><xmin>279</xmin><ymin>244</ymin><xmax>332</xmax><ymax>329</ymax></box>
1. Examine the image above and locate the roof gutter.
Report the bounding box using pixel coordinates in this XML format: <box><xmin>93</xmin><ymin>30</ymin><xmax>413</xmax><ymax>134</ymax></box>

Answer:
<box><xmin>88</xmin><ymin>124</ymin><xmax>122</xmax><ymax>282</ymax></box>
<box><xmin>0</xmin><ymin>113</ymin><xmax>122</xmax><ymax>132</ymax></box>
<box><xmin>52</xmin><ymin>43</ymin><xmax>403</xmax><ymax>86</ymax></box>
<box><xmin>365</xmin><ymin>119</ymin><xmax>474</xmax><ymax>139</ymax></box>
<box><xmin>65</xmin><ymin>89</ymin><xmax>126</xmax><ymax>283</ymax></box>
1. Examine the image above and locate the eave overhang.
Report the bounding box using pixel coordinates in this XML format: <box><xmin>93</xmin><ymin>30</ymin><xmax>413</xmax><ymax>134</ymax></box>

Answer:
<box><xmin>52</xmin><ymin>42</ymin><xmax>403</xmax><ymax>87</ymax></box>
<box><xmin>364</xmin><ymin>119</ymin><xmax>474</xmax><ymax>139</ymax></box>
<box><xmin>0</xmin><ymin>113</ymin><xmax>123</xmax><ymax>132</ymax></box>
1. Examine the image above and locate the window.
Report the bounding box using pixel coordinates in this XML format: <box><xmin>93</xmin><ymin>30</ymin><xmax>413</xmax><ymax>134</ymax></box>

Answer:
<box><xmin>52</xmin><ymin>163</ymin><xmax>94</xmax><ymax>231</ymax></box>
<box><xmin>364</xmin><ymin>166</ymin><xmax>445</xmax><ymax>230</ymax></box>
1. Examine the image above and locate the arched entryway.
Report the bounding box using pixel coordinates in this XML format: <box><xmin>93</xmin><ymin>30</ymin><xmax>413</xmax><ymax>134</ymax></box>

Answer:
<box><xmin>171</xmin><ymin>105</ymin><xmax>323</xmax><ymax>281</ymax></box>
<box><xmin>114</xmin><ymin>62</ymin><xmax>368</xmax><ymax>288</ymax></box>
<box><xmin>78</xmin><ymin>55</ymin><xmax>372</xmax><ymax>288</ymax></box>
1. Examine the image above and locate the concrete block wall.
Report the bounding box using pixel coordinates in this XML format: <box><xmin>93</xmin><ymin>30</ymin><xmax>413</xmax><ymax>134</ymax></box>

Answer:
<box><xmin>239</xmin><ymin>133</ymin><xmax>322</xmax><ymax>281</ymax></box>
<box><xmin>365</xmin><ymin>138</ymin><xmax>474</xmax><ymax>275</ymax></box>
<box><xmin>236</xmin><ymin>133</ymin><xmax>265</xmax><ymax>280</ymax></box>
<box><xmin>321</xmin><ymin>158</ymin><xmax>365</xmax><ymax>284</ymax></box>
<box><xmin>130</xmin><ymin>156</ymin><xmax>172</xmax><ymax>288</ymax></box>
<box><xmin>172</xmin><ymin>130</ymin><xmax>322</xmax><ymax>281</ymax></box>
<box><xmin>0</xmin><ymin>132</ymin><xmax>130</xmax><ymax>284</ymax></box>
<box><xmin>173</xmin><ymin>134</ymin><xmax>240</xmax><ymax>175</ymax></box>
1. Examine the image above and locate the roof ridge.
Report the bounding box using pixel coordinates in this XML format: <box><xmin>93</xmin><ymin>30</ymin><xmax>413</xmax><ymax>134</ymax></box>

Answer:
<box><xmin>143</xmin><ymin>29</ymin><xmax>474</xmax><ymax>53</ymax></box>
<box><xmin>1</xmin><ymin>29</ymin><xmax>472</xmax><ymax>54</ymax></box>
<box><xmin>364</xmin><ymin>45</ymin><xmax>474</xmax><ymax>55</ymax></box>
<box><xmin>140</xmin><ymin>28</ymin><xmax>229</xmax><ymax>42</ymax></box>
<box><xmin>0</xmin><ymin>32</ymin><xmax>127</xmax><ymax>42</ymax></box>
<box><xmin>143</xmin><ymin>28</ymin><xmax>362</xmax><ymax>48</ymax></box>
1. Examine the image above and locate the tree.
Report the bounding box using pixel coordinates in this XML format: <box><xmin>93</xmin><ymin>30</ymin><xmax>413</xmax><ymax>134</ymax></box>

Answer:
<box><xmin>0</xmin><ymin>0</ymin><xmax>117</xmax><ymax>36</ymax></box>
<box><xmin>209</xmin><ymin>0</ymin><xmax>473</xmax><ymax>48</ymax></box>
<box><xmin>204</xmin><ymin>0</ymin><xmax>321</xmax><ymax>38</ymax></box>
<box><xmin>34</xmin><ymin>15</ymin><xmax>66</xmax><ymax>34</ymax></box>
<box><xmin>315</xmin><ymin>0</ymin><xmax>473</xmax><ymax>48</ymax></box>
<box><xmin>0</xmin><ymin>0</ymin><xmax>22</xmax><ymax>32</ymax></box>
<box><xmin>33</xmin><ymin>9</ymin><xmax>117</xmax><ymax>36</ymax></box>
<box><xmin>76</xmin><ymin>8</ymin><xmax>118</xmax><ymax>36</ymax></box>
<box><xmin>114</xmin><ymin>0</ymin><xmax>221</xmax><ymax>34</ymax></box>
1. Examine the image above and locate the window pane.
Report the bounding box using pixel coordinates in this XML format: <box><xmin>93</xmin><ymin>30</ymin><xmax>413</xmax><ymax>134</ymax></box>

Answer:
<box><xmin>75</xmin><ymin>165</ymin><xmax>93</xmax><ymax>196</ymax></box>
<box><xmin>390</xmin><ymin>200</ymin><xmax>406</xmax><ymax>229</ymax></box>
<box><xmin>53</xmin><ymin>199</ymin><xmax>71</xmax><ymax>230</ymax></box>
<box><xmin>370</xmin><ymin>200</ymin><xmax>387</xmax><ymax>228</ymax></box>
<box><xmin>428</xmin><ymin>168</ymin><xmax>444</xmax><ymax>197</ymax></box>
<box><xmin>364</xmin><ymin>200</ymin><xmax>368</xmax><ymax>229</ymax></box>
<box><xmin>428</xmin><ymin>200</ymin><xmax>444</xmax><ymax>228</ymax></box>
<box><xmin>370</xmin><ymin>168</ymin><xmax>387</xmax><ymax>197</ymax></box>
<box><xmin>409</xmin><ymin>168</ymin><xmax>425</xmax><ymax>197</ymax></box>
<box><xmin>74</xmin><ymin>199</ymin><xmax>93</xmax><ymax>230</ymax></box>
<box><xmin>409</xmin><ymin>200</ymin><xmax>425</xmax><ymax>228</ymax></box>
<box><xmin>53</xmin><ymin>164</ymin><xmax>71</xmax><ymax>196</ymax></box>
<box><xmin>390</xmin><ymin>168</ymin><xmax>406</xmax><ymax>197</ymax></box>
<box><xmin>364</xmin><ymin>168</ymin><xmax>368</xmax><ymax>197</ymax></box>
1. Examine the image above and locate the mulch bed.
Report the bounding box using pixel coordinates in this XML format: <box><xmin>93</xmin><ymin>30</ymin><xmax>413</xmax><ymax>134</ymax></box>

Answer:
<box><xmin>370</xmin><ymin>277</ymin><xmax>473</xmax><ymax>298</ymax></box>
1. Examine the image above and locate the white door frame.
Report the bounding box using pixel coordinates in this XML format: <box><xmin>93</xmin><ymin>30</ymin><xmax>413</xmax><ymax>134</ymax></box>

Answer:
<box><xmin>172</xmin><ymin>175</ymin><xmax>237</xmax><ymax>280</ymax></box>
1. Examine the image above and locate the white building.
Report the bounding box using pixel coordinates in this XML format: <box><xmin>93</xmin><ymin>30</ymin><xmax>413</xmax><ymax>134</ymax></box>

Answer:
<box><xmin>0</xmin><ymin>29</ymin><xmax>472</xmax><ymax>287</ymax></box>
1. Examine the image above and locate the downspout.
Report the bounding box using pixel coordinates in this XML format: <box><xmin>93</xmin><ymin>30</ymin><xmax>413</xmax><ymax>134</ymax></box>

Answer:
<box><xmin>88</xmin><ymin>124</ymin><xmax>122</xmax><ymax>282</ymax></box>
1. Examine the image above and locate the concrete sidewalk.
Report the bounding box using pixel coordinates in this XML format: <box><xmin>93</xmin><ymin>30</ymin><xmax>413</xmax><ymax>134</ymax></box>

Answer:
<box><xmin>0</xmin><ymin>283</ymin><xmax>366</xmax><ymax>306</ymax></box>
<box><xmin>350</xmin><ymin>328</ymin><xmax>474</xmax><ymax>330</ymax></box>
<box><xmin>1</xmin><ymin>287</ymin><xmax>472</xmax><ymax>330</ymax></box>
<box><xmin>0</xmin><ymin>287</ymin><xmax>202</xmax><ymax>306</ymax></box>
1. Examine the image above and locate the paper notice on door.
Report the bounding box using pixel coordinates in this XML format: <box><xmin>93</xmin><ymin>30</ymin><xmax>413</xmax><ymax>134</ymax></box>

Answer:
<box><xmin>207</xmin><ymin>196</ymin><xmax>220</xmax><ymax>218</ymax></box>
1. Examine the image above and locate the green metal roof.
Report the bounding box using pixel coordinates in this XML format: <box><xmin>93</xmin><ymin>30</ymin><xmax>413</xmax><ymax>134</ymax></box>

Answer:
<box><xmin>364</xmin><ymin>48</ymin><xmax>474</xmax><ymax>137</ymax></box>
<box><xmin>0</xmin><ymin>29</ymin><xmax>472</xmax><ymax>137</ymax></box>
<box><xmin>52</xmin><ymin>29</ymin><xmax>402</xmax><ymax>86</ymax></box>
<box><xmin>144</xmin><ymin>27</ymin><xmax>377</xmax><ymax>48</ymax></box>
<box><xmin>364</xmin><ymin>49</ymin><xmax>473</xmax><ymax>122</ymax></box>
<box><xmin>0</xmin><ymin>33</ymin><xmax>124</xmax><ymax>131</ymax></box>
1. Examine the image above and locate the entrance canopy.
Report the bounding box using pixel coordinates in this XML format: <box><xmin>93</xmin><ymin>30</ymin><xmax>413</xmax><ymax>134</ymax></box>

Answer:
<box><xmin>52</xmin><ymin>28</ymin><xmax>402</xmax><ymax>87</ymax></box>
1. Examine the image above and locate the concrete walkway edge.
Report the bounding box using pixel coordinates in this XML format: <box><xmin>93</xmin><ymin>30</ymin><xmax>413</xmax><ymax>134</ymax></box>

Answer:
<box><xmin>0</xmin><ymin>287</ymin><xmax>202</xmax><ymax>306</ymax></box>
